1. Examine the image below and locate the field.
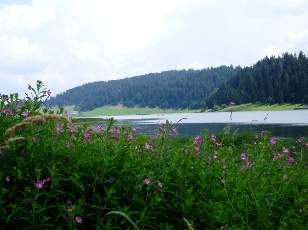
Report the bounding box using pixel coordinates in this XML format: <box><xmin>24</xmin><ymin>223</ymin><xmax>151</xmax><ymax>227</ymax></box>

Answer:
<box><xmin>79</xmin><ymin>105</ymin><xmax>198</xmax><ymax>117</ymax></box>
<box><xmin>218</xmin><ymin>103</ymin><xmax>308</xmax><ymax>112</ymax></box>
<box><xmin>1</xmin><ymin>82</ymin><xmax>308</xmax><ymax>229</ymax></box>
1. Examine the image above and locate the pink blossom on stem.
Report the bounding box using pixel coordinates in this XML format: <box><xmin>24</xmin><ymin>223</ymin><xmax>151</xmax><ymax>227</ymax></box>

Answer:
<box><xmin>286</xmin><ymin>156</ymin><xmax>295</xmax><ymax>165</ymax></box>
<box><xmin>32</xmin><ymin>136</ymin><xmax>38</xmax><ymax>142</ymax></box>
<box><xmin>272</xmin><ymin>151</ymin><xmax>282</xmax><ymax>160</ymax></box>
<box><xmin>172</xmin><ymin>127</ymin><xmax>177</xmax><ymax>135</ymax></box>
<box><xmin>127</xmin><ymin>134</ymin><xmax>134</xmax><ymax>141</ymax></box>
<box><xmin>21</xmin><ymin>111</ymin><xmax>29</xmax><ymax>117</ymax></box>
<box><xmin>282</xmin><ymin>147</ymin><xmax>289</xmax><ymax>154</ymax></box>
<box><xmin>144</xmin><ymin>177</ymin><xmax>150</xmax><ymax>185</ymax></box>
<box><xmin>5</xmin><ymin>176</ymin><xmax>11</xmax><ymax>183</ymax></box>
<box><xmin>144</xmin><ymin>142</ymin><xmax>153</xmax><ymax>150</ymax></box>
<box><xmin>269</xmin><ymin>138</ymin><xmax>277</xmax><ymax>146</ymax></box>
<box><xmin>194</xmin><ymin>135</ymin><xmax>202</xmax><ymax>146</ymax></box>
<box><xmin>83</xmin><ymin>131</ymin><xmax>91</xmax><ymax>142</ymax></box>
<box><xmin>75</xmin><ymin>216</ymin><xmax>83</xmax><ymax>224</ymax></box>
<box><xmin>240</xmin><ymin>153</ymin><xmax>248</xmax><ymax>161</ymax></box>
<box><xmin>211</xmin><ymin>133</ymin><xmax>217</xmax><ymax>143</ymax></box>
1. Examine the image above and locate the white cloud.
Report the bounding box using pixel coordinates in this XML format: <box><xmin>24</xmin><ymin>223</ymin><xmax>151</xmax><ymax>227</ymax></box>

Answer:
<box><xmin>0</xmin><ymin>0</ymin><xmax>307</xmax><ymax>97</ymax></box>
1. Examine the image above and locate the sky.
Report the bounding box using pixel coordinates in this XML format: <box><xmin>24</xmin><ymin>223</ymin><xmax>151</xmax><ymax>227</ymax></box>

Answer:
<box><xmin>0</xmin><ymin>0</ymin><xmax>308</xmax><ymax>96</ymax></box>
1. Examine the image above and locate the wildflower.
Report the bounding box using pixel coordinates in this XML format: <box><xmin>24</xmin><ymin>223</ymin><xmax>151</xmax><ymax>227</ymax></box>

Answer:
<box><xmin>34</xmin><ymin>180</ymin><xmax>44</xmax><ymax>189</ymax></box>
<box><xmin>21</xmin><ymin>111</ymin><xmax>29</xmax><ymax>117</ymax></box>
<box><xmin>75</xmin><ymin>216</ymin><xmax>83</xmax><ymax>224</ymax></box>
<box><xmin>83</xmin><ymin>131</ymin><xmax>91</xmax><ymax>142</ymax></box>
<box><xmin>127</xmin><ymin>134</ymin><xmax>134</xmax><ymax>141</ymax></box>
<box><xmin>157</xmin><ymin>181</ymin><xmax>163</xmax><ymax>188</ymax></box>
<box><xmin>240</xmin><ymin>153</ymin><xmax>248</xmax><ymax>161</ymax></box>
<box><xmin>47</xmin><ymin>89</ymin><xmax>51</xmax><ymax>97</ymax></box>
<box><xmin>67</xmin><ymin>123</ymin><xmax>76</xmax><ymax>133</ymax></box>
<box><xmin>2</xmin><ymin>108</ymin><xmax>12</xmax><ymax>116</ymax></box>
<box><xmin>193</xmin><ymin>135</ymin><xmax>202</xmax><ymax>146</ymax></box>
<box><xmin>282</xmin><ymin>147</ymin><xmax>289</xmax><ymax>154</ymax></box>
<box><xmin>211</xmin><ymin>133</ymin><xmax>217</xmax><ymax>142</ymax></box>
<box><xmin>144</xmin><ymin>177</ymin><xmax>150</xmax><ymax>185</ymax></box>
<box><xmin>131</xmin><ymin>127</ymin><xmax>137</xmax><ymax>132</ymax></box>
<box><xmin>5</xmin><ymin>176</ymin><xmax>11</xmax><ymax>183</ymax></box>
<box><xmin>272</xmin><ymin>151</ymin><xmax>282</xmax><ymax>160</ymax></box>
<box><xmin>269</xmin><ymin>138</ymin><xmax>277</xmax><ymax>146</ymax></box>
<box><xmin>172</xmin><ymin>127</ymin><xmax>177</xmax><ymax>135</ymax></box>
<box><xmin>34</xmin><ymin>177</ymin><xmax>51</xmax><ymax>189</ymax></box>
<box><xmin>92</xmin><ymin>125</ymin><xmax>103</xmax><ymax>133</ymax></box>
<box><xmin>144</xmin><ymin>142</ymin><xmax>153</xmax><ymax>150</ymax></box>
<box><xmin>16</xmin><ymin>100</ymin><xmax>23</xmax><ymax>109</ymax></box>
<box><xmin>110</xmin><ymin>127</ymin><xmax>121</xmax><ymax>137</ymax></box>
<box><xmin>286</xmin><ymin>156</ymin><xmax>295</xmax><ymax>165</ymax></box>
<box><xmin>32</xmin><ymin>136</ymin><xmax>38</xmax><ymax>142</ymax></box>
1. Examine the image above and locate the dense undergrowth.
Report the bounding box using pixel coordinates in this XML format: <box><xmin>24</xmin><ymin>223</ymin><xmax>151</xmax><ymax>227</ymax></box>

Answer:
<box><xmin>0</xmin><ymin>81</ymin><xmax>308</xmax><ymax>229</ymax></box>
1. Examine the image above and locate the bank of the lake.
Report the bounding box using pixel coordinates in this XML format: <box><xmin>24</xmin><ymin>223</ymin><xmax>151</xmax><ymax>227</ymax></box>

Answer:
<box><xmin>218</xmin><ymin>103</ymin><xmax>308</xmax><ymax>112</ymax></box>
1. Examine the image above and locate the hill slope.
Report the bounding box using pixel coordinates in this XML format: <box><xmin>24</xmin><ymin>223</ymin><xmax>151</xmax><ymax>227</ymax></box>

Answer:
<box><xmin>207</xmin><ymin>52</ymin><xmax>308</xmax><ymax>107</ymax></box>
<box><xmin>49</xmin><ymin>66</ymin><xmax>239</xmax><ymax>111</ymax></box>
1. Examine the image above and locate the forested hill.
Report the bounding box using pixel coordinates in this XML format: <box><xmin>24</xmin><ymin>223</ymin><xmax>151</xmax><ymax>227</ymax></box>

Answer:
<box><xmin>206</xmin><ymin>52</ymin><xmax>308</xmax><ymax>107</ymax></box>
<box><xmin>49</xmin><ymin>66</ymin><xmax>239</xmax><ymax>111</ymax></box>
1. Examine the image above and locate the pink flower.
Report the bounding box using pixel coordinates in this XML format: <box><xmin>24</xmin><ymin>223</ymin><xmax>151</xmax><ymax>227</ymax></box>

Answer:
<box><xmin>211</xmin><ymin>133</ymin><xmax>217</xmax><ymax>142</ymax></box>
<box><xmin>144</xmin><ymin>142</ymin><xmax>153</xmax><ymax>150</ymax></box>
<box><xmin>272</xmin><ymin>151</ymin><xmax>282</xmax><ymax>160</ymax></box>
<box><xmin>127</xmin><ymin>134</ymin><xmax>134</xmax><ymax>141</ymax></box>
<box><xmin>286</xmin><ymin>156</ymin><xmax>295</xmax><ymax>165</ymax></box>
<box><xmin>32</xmin><ymin>136</ymin><xmax>38</xmax><ymax>142</ymax></box>
<box><xmin>282</xmin><ymin>147</ymin><xmax>289</xmax><ymax>154</ymax></box>
<box><xmin>5</xmin><ymin>175</ymin><xmax>11</xmax><ymax>183</ymax></box>
<box><xmin>21</xmin><ymin>111</ymin><xmax>29</xmax><ymax>117</ymax></box>
<box><xmin>194</xmin><ymin>135</ymin><xmax>202</xmax><ymax>146</ymax></box>
<box><xmin>144</xmin><ymin>177</ymin><xmax>150</xmax><ymax>185</ymax></box>
<box><xmin>131</xmin><ymin>127</ymin><xmax>137</xmax><ymax>132</ymax></box>
<box><xmin>93</xmin><ymin>125</ymin><xmax>103</xmax><ymax>133</ymax></box>
<box><xmin>75</xmin><ymin>216</ymin><xmax>83</xmax><ymax>224</ymax></box>
<box><xmin>34</xmin><ymin>177</ymin><xmax>51</xmax><ymax>189</ymax></box>
<box><xmin>34</xmin><ymin>180</ymin><xmax>44</xmax><ymax>189</ymax></box>
<box><xmin>83</xmin><ymin>131</ymin><xmax>91</xmax><ymax>142</ymax></box>
<box><xmin>269</xmin><ymin>138</ymin><xmax>277</xmax><ymax>146</ymax></box>
<box><xmin>68</xmin><ymin>123</ymin><xmax>76</xmax><ymax>133</ymax></box>
<box><xmin>110</xmin><ymin>127</ymin><xmax>121</xmax><ymax>137</ymax></box>
<box><xmin>172</xmin><ymin>127</ymin><xmax>177</xmax><ymax>135</ymax></box>
<box><xmin>240</xmin><ymin>153</ymin><xmax>248</xmax><ymax>161</ymax></box>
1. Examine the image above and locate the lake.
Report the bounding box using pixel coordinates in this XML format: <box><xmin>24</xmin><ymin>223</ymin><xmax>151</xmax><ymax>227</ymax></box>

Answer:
<box><xmin>82</xmin><ymin>110</ymin><xmax>308</xmax><ymax>138</ymax></box>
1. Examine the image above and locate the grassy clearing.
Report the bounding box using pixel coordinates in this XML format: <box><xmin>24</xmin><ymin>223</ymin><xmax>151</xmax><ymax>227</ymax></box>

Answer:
<box><xmin>218</xmin><ymin>103</ymin><xmax>308</xmax><ymax>112</ymax></box>
<box><xmin>79</xmin><ymin>105</ymin><xmax>198</xmax><ymax>116</ymax></box>
<box><xmin>1</xmin><ymin>82</ymin><xmax>308</xmax><ymax>229</ymax></box>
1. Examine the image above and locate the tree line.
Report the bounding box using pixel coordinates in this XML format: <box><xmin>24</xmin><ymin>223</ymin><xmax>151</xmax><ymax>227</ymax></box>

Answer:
<box><xmin>49</xmin><ymin>52</ymin><xmax>308</xmax><ymax>111</ymax></box>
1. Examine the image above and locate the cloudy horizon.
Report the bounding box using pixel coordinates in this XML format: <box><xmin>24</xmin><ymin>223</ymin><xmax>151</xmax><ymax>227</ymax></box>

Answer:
<box><xmin>0</xmin><ymin>0</ymin><xmax>308</xmax><ymax>96</ymax></box>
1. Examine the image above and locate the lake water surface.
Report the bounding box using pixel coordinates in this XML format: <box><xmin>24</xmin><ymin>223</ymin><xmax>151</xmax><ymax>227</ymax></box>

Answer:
<box><xmin>84</xmin><ymin>110</ymin><xmax>308</xmax><ymax>138</ymax></box>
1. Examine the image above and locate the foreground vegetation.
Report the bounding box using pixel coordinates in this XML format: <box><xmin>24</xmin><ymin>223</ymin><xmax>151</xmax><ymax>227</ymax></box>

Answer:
<box><xmin>218</xmin><ymin>103</ymin><xmax>308</xmax><ymax>112</ymax></box>
<box><xmin>1</xmin><ymin>81</ymin><xmax>308</xmax><ymax>229</ymax></box>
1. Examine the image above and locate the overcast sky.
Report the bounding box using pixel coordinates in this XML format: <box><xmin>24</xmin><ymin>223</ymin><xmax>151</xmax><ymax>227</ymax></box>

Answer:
<box><xmin>0</xmin><ymin>0</ymin><xmax>308</xmax><ymax>96</ymax></box>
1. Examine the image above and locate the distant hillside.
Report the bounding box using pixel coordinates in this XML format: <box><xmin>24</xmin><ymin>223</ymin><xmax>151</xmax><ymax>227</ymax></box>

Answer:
<box><xmin>207</xmin><ymin>52</ymin><xmax>308</xmax><ymax>107</ymax></box>
<box><xmin>49</xmin><ymin>66</ymin><xmax>239</xmax><ymax>111</ymax></box>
